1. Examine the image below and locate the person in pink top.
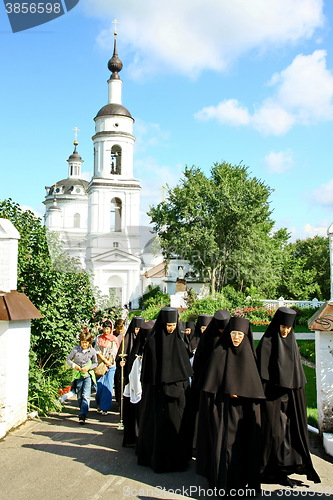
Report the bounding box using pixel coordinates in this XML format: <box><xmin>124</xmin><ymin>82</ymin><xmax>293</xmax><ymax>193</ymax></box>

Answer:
<box><xmin>94</xmin><ymin>319</ymin><xmax>119</xmax><ymax>415</ymax></box>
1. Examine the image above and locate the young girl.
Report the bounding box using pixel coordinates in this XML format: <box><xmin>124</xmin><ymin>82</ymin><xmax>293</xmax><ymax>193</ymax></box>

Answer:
<box><xmin>66</xmin><ymin>330</ymin><xmax>98</xmax><ymax>424</ymax></box>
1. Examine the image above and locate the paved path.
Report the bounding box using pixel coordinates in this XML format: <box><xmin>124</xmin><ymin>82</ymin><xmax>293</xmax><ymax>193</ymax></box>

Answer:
<box><xmin>1</xmin><ymin>396</ymin><xmax>332</xmax><ymax>500</ymax></box>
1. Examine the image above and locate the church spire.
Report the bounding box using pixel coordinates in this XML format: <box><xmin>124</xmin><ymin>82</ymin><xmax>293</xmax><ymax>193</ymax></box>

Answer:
<box><xmin>107</xmin><ymin>20</ymin><xmax>124</xmax><ymax>105</ymax></box>
<box><xmin>107</xmin><ymin>19</ymin><xmax>123</xmax><ymax>80</ymax></box>
<box><xmin>67</xmin><ymin>128</ymin><xmax>83</xmax><ymax>179</ymax></box>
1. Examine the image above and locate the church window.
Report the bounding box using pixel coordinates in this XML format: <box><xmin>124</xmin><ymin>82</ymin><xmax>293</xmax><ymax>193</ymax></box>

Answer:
<box><xmin>110</xmin><ymin>197</ymin><xmax>122</xmax><ymax>232</ymax></box>
<box><xmin>113</xmin><ymin>242</ymin><xmax>119</xmax><ymax>248</ymax></box>
<box><xmin>111</xmin><ymin>145</ymin><xmax>122</xmax><ymax>174</ymax></box>
<box><xmin>74</xmin><ymin>213</ymin><xmax>80</xmax><ymax>228</ymax></box>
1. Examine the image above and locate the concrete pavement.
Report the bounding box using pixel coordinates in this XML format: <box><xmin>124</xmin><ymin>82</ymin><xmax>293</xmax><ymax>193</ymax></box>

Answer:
<box><xmin>0</xmin><ymin>395</ymin><xmax>332</xmax><ymax>500</ymax></box>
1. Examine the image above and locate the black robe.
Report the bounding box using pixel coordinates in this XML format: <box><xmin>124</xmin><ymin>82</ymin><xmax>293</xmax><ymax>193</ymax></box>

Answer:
<box><xmin>196</xmin><ymin>318</ymin><xmax>265</xmax><ymax>492</ymax></box>
<box><xmin>137</xmin><ymin>308</ymin><xmax>193</xmax><ymax>472</ymax></box>
<box><xmin>122</xmin><ymin>321</ymin><xmax>153</xmax><ymax>447</ymax></box>
<box><xmin>190</xmin><ymin>312</ymin><xmax>230</xmax><ymax>449</ymax></box>
<box><xmin>182</xmin><ymin>321</ymin><xmax>196</xmax><ymax>358</ymax></box>
<box><xmin>115</xmin><ymin>316</ymin><xmax>144</xmax><ymax>403</ymax></box>
<box><xmin>256</xmin><ymin>307</ymin><xmax>320</xmax><ymax>484</ymax></box>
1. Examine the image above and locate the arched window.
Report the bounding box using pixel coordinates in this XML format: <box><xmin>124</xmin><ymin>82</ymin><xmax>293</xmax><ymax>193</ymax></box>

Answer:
<box><xmin>110</xmin><ymin>197</ymin><xmax>122</xmax><ymax>231</ymax></box>
<box><xmin>74</xmin><ymin>213</ymin><xmax>80</xmax><ymax>228</ymax></box>
<box><xmin>110</xmin><ymin>145</ymin><xmax>122</xmax><ymax>174</ymax></box>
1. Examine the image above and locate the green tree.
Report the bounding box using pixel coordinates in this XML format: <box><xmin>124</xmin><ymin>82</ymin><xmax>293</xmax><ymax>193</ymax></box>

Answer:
<box><xmin>0</xmin><ymin>198</ymin><xmax>96</xmax><ymax>371</ymax></box>
<box><xmin>277</xmin><ymin>236</ymin><xmax>330</xmax><ymax>300</ymax></box>
<box><xmin>148</xmin><ymin>163</ymin><xmax>287</xmax><ymax>294</ymax></box>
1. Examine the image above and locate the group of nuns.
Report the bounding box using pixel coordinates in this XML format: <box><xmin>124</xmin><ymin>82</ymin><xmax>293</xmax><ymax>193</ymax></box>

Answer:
<box><xmin>120</xmin><ymin>306</ymin><xmax>320</xmax><ymax>494</ymax></box>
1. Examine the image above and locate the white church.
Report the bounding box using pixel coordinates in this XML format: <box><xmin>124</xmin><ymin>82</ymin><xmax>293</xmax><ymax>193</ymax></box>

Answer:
<box><xmin>43</xmin><ymin>32</ymin><xmax>204</xmax><ymax>308</ymax></box>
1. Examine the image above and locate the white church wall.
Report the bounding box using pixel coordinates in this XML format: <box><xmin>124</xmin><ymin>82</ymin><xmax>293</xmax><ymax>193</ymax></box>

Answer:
<box><xmin>62</xmin><ymin>201</ymin><xmax>88</xmax><ymax>230</ymax></box>
<box><xmin>95</xmin><ymin>116</ymin><xmax>133</xmax><ymax>135</ymax></box>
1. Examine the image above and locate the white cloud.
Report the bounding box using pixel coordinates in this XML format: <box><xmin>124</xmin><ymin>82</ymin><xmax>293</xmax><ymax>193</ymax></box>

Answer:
<box><xmin>263</xmin><ymin>150</ymin><xmax>294</xmax><ymax>173</ymax></box>
<box><xmin>134</xmin><ymin>119</ymin><xmax>170</xmax><ymax>153</ymax></box>
<box><xmin>137</xmin><ymin>156</ymin><xmax>184</xmax><ymax>223</ymax></box>
<box><xmin>270</xmin><ymin>50</ymin><xmax>333</xmax><ymax>123</ymax></box>
<box><xmin>303</xmin><ymin>223</ymin><xmax>328</xmax><ymax>237</ymax></box>
<box><xmin>286</xmin><ymin>222</ymin><xmax>328</xmax><ymax>241</ymax></box>
<box><xmin>82</xmin><ymin>0</ymin><xmax>324</xmax><ymax>78</ymax></box>
<box><xmin>195</xmin><ymin>50</ymin><xmax>333</xmax><ymax>135</ymax></box>
<box><xmin>81</xmin><ymin>171</ymin><xmax>92</xmax><ymax>182</ymax></box>
<box><xmin>313</xmin><ymin>178</ymin><xmax>333</xmax><ymax>206</ymax></box>
<box><xmin>194</xmin><ymin>99</ymin><xmax>251</xmax><ymax>126</ymax></box>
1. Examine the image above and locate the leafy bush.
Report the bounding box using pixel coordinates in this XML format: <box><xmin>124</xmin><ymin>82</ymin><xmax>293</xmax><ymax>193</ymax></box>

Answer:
<box><xmin>231</xmin><ymin>306</ymin><xmax>277</xmax><ymax>325</ymax></box>
<box><xmin>292</xmin><ymin>306</ymin><xmax>320</xmax><ymax>326</ymax></box>
<box><xmin>222</xmin><ymin>285</ymin><xmax>261</xmax><ymax>308</ymax></box>
<box><xmin>139</xmin><ymin>285</ymin><xmax>170</xmax><ymax>309</ymax></box>
<box><xmin>140</xmin><ymin>304</ymin><xmax>162</xmax><ymax>321</ymax></box>
<box><xmin>28</xmin><ymin>352</ymin><xmax>63</xmax><ymax>415</ymax></box>
<box><xmin>180</xmin><ymin>289</ymin><xmax>270</xmax><ymax>322</ymax></box>
<box><xmin>298</xmin><ymin>341</ymin><xmax>315</xmax><ymax>363</ymax></box>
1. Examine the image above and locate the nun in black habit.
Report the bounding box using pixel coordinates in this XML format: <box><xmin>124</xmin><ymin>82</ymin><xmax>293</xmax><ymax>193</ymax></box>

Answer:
<box><xmin>183</xmin><ymin>321</ymin><xmax>196</xmax><ymax>358</ymax></box>
<box><xmin>122</xmin><ymin>320</ymin><xmax>155</xmax><ymax>447</ymax></box>
<box><xmin>189</xmin><ymin>310</ymin><xmax>231</xmax><ymax>449</ymax></box>
<box><xmin>137</xmin><ymin>307</ymin><xmax>193</xmax><ymax>472</ymax></box>
<box><xmin>196</xmin><ymin>316</ymin><xmax>265</xmax><ymax>494</ymax></box>
<box><xmin>256</xmin><ymin>307</ymin><xmax>320</xmax><ymax>486</ymax></box>
<box><xmin>192</xmin><ymin>310</ymin><xmax>231</xmax><ymax>393</ymax></box>
<box><xmin>114</xmin><ymin>316</ymin><xmax>144</xmax><ymax>404</ymax></box>
<box><xmin>190</xmin><ymin>314</ymin><xmax>213</xmax><ymax>356</ymax></box>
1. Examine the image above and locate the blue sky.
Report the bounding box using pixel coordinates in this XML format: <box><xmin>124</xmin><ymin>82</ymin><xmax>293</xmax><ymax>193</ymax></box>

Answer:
<box><xmin>1</xmin><ymin>0</ymin><xmax>333</xmax><ymax>240</ymax></box>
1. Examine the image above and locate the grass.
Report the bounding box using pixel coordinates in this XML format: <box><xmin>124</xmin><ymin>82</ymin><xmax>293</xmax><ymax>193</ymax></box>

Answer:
<box><xmin>303</xmin><ymin>365</ymin><xmax>318</xmax><ymax>428</ymax></box>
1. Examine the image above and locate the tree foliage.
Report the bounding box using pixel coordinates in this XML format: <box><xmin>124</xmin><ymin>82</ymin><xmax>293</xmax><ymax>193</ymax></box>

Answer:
<box><xmin>277</xmin><ymin>236</ymin><xmax>330</xmax><ymax>300</ymax></box>
<box><xmin>148</xmin><ymin>163</ymin><xmax>288</xmax><ymax>294</ymax></box>
<box><xmin>0</xmin><ymin>198</ymin><xmax>96</xmax><ymax>372</ymax></box>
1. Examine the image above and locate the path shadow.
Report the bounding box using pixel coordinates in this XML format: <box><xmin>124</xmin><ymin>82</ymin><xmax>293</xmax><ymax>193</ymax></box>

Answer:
<box><xmin>20</xmin><ymin>397</ymin><xmax>333</xmax><ymax>500</ymax></box>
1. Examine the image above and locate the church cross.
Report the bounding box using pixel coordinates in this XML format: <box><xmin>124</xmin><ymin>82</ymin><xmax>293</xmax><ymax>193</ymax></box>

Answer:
<box><xmin>113</xmin><ymin>18</ymin><xmax>119</xmax><ymax>36</ymax></box>
<box><xmin>73</xmin><ymin>126</ymin><xmax>80</xmax><ymax>143</ymax></box>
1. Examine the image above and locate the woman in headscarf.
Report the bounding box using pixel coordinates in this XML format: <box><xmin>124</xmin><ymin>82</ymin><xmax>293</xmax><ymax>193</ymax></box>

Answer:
<box><xmin>196</xmin><ymin>316</ymin><xmax>265</xmax><ymax>494</ymax></box>
<box><xmin>137</xmin><ymin>307</ymin><xmax>193</xmax><ymax>472</ymax></box>
<box><xmin>256</xmin><ymin>307</ymin><xmax>320</xmax><ymax>486</ymax></box>
<box><xmin>94</xmin><ymin>319</ymin><xmax>119</xmax><ymax>415</ymax></box>
<box><xmin>122</xmin><ymin>320</ymin><xmax>155</xmax><ymax>447</ymax></box>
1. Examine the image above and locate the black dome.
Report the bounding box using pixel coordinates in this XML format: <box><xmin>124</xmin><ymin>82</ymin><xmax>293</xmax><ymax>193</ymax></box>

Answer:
<box><xmin>95</xmin><ymin>103</ymin><xmax>133</xmax><ymax>119</ymax></box>
<box><xmin>68</xmin><ymin>151</ymin><xmax>82</xmax><ymax>161</ymax></box>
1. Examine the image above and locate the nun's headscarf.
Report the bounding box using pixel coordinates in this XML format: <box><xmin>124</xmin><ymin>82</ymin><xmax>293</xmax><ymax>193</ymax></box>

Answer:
<box><xmin>141</xmin><ymin>307</ymin><xmax>192</xmax><ymax>385</ymax></box>
<box><xmin>256</xmin><ymin>307</ymin><xmax>306</xmax><ymax>389</ymax></box>
<box><xmin>202</xmin><ymin>316</ymin><xmax>265</xmax><ymax>399</ymax></box>
<box><xmin>192</xmin><ymin>310</ymin><xmax>230</xmax><ymax>387</ymax></box>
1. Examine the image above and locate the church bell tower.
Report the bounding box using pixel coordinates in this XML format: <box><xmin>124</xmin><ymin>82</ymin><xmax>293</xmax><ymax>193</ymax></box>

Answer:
<box><xmin>86</xmin><ymin>23</ymin><xmax>142</xmax><ymax>307</ymax></box>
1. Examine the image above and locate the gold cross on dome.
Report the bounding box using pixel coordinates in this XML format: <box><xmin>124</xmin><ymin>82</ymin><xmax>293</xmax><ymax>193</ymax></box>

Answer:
<box><xmin>73</xmin><ymin>126</ymin><xmax>80</xmax><ymax>143</ymax></box>
<box><xmin>113</xmin><ymin>18</ymin><xmax>119</xmax><ymax>36</ymax></box>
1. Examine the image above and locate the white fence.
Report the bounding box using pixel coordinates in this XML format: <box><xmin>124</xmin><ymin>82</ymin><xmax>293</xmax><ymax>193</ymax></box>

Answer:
<box><xmin>256</xmin><ymin>297</ymin><xmax>324</xmax><ymax>310</ymax></box>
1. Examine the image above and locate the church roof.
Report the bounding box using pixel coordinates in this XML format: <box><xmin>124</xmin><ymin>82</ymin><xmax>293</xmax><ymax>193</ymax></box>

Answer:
<box><xmin>143</xmin><ymin>261</ymin><xmax>166</xmax><ymax>278</ymax></box>
<box><xmin>95</xmin><ymin>103</ymin><xmax>133</xmax><ymax>119</ymax></box>
<box><xmin>47</xmin><ymin>178</ymin><xmax>89</xmax><ymax>196</ymax></box>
